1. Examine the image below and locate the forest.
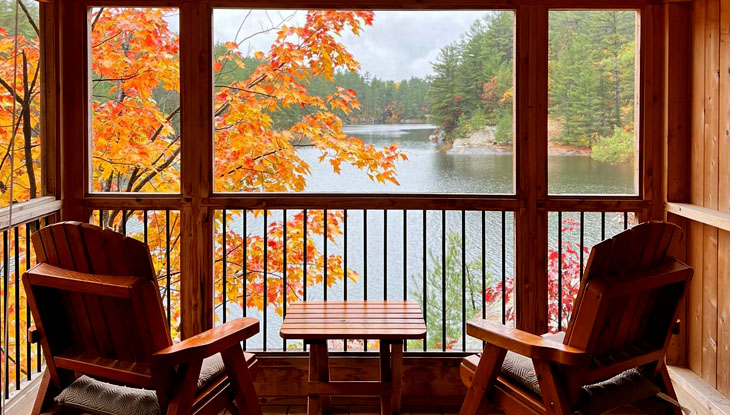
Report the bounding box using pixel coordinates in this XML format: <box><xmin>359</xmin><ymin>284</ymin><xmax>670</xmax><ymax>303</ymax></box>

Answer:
<box><xmin>268</xmin><ymin>10</ymin><xmax>638</xmax><ymax>163</ymax></box>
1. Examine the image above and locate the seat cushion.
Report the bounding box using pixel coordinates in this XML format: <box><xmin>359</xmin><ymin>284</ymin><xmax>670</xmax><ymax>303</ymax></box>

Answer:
<box><xmin>462</xmin><ymin>335</ymin><xmax>661</xmax><ymax>415</ymax></box>
<box><xmin>54</xmin><ymin>353</ymin><xmax>233</xmax><ymax>415</ymax></box>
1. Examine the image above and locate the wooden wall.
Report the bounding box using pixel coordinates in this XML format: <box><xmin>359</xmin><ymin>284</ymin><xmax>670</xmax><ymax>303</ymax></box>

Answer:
<box><xmin>681</xmin><ymin>0</ymin><xmax>730</xmax><ymax>398</ymax></box>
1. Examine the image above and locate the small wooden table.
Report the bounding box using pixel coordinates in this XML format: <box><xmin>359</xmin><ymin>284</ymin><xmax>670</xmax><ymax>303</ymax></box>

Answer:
<box><xmin>280</xmin><ymin>300</ymin><xmax>427</xmax><ymax>415</ymax></box>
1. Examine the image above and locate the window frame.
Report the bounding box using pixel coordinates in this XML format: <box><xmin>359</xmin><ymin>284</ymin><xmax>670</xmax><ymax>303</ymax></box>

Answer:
<box><xmin>57</xmin><ymin>0</ymin><xmax>662</xmax><ymax>339</ymax></box>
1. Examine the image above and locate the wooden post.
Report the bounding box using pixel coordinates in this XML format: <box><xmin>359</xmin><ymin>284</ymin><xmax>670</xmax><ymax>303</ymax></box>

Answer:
<box><xmin>59</xmin><ymin>0</ymin><xmax>88</xmax><ymax>222</ymax></box>
<box><xmin>515</xmin><ymin>5</ymin><xmax>549</xmax><ymax>335</ymax></box>
<box><xmin>180</xmin><ymin>2</ymin><xmax>214</xmax><ymax>339</ymax></box>
<box><xmin>663</xmin><ymin>1</ymin><xmax>691</xmax><ymax>366</ymax></box>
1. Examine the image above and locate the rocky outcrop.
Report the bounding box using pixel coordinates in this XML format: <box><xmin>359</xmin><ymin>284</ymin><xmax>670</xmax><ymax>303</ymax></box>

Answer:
<box><xmin>451</xmin><ymin>127</ymin><xmax>497</xmax><ymax>149</ymax></box>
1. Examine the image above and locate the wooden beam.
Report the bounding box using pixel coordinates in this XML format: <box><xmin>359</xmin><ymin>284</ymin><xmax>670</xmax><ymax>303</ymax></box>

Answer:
<box><xmin>40</xmin><ymin>0</ymin><xmax>60</xmax><ymax>200</ymax></box>
<box><xmin>179</xmin><ymin>2</ymin><xmax>214</xmax><ymax>339</ymax></box>
<box><xmin>641</xmin><ymin>5</ymin><xmax>666</xmax><ymax>221</ymax></box>
<box><xmin>81</xmin><ymin>0</ymin><xmax>666</xmax><ymax>9</ymax></box>
<box><xmin>515</xmin><ymin>5</ymin><xmax>548</xmax><ymax>335</ymax></box>
<box><xmin>59</xmin><ymin>0</ymin><xmax>88</xmax><ymax>222</ymax></box>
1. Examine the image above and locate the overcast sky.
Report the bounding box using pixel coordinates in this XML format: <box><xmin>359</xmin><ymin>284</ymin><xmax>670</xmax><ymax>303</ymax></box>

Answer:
<box><xmin>211</xmin><ymin>10</ymin><xmax>490</xmax><ymax>81</ymax></box>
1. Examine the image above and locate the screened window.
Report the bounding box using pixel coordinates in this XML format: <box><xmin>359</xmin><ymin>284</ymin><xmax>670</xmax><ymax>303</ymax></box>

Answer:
<box><xmin>547</xmin><ymin>10</ymin><xmax>639</xmax><ymax>195</ymax></box>
<box><xmin>212</xmin><ymin>10</ymin><xmax>515</xmax><ymax>194</ymax></box>
<box><xmin>89</xmin><ymin>7</ymin><xmax>180</xmax><ymax>193</ymax></box>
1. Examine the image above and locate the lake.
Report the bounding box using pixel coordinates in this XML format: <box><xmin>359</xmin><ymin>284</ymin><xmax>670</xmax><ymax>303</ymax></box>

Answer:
<box><xmin>221</xmin><ymin>124</ymin><xmax>636</xmax><ymax>350</ymax></box>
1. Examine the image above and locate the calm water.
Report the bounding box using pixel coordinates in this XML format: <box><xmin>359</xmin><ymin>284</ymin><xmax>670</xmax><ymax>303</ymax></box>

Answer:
<box><xmin>221</xmin><ymin>124</ymin><xmax>636</xmax><ymax>350</ymax></box>
<box><xmin>299</xmin><ymin>124</ymin><xmax>635</xmax><ymax>195</ymax></box>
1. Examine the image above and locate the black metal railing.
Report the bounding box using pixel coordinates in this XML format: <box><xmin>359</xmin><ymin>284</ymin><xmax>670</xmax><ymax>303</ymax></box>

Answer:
<box><xmin>0</xmin><ymin>215</ymin><xmax>54</xmax><ymax>402</ymax></box>
<box><xmin>548</xmin><ymin>211</ymin><xmax>638</xmax><ymax>333</ymax></box>
<box><xmin>214</xmin><ymin>209</ymin><xmax>516</xmax><ymax>353</ymax></box>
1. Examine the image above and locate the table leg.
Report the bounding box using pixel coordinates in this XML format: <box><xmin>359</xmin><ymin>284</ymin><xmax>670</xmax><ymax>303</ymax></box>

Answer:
<box><xmin>307</xmin><ymin>344</ymin><xmax>319</xmax><ymax>415</ymax></box>
<box><xmin>314</xmin><ymin>343</ymin><xmax>332</xmax><ymax>414</ymax></box>
<box><xmin>306</xmin><ymin>342</ymin><xmax>331</xmax><ymax>415</ymax></box>
<box><xmin>390</xmin><ymin>341</ymin><xmax>403</xmax><ymax>415</ymax></box>
<box><xmin>379</xmin><ymin>341</ymin><xmax>392</xmax><ymax>415</ymax></box>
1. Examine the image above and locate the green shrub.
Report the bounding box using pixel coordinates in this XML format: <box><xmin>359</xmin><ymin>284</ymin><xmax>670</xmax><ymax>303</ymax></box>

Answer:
<box><xmin>494</xmin><ymin>113</ymin><xmax>513</xmax><ymax>144</ymax></box>
<box><xmin>591</xmin><ymin>127</ymin><xmax>635</xmax><ymax>164</ymax></box>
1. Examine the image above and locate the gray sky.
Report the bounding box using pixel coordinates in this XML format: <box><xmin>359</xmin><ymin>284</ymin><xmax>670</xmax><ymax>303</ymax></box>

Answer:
<box><xmin>212</xmin><ymin>10</ymin><xmax>490</xmax><ymax>81</ymax></box>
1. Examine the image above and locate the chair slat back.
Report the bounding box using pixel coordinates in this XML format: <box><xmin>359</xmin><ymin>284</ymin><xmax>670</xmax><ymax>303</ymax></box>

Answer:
<box><xmin>24</xmin><ymin>222</ymin><xmax>172</xmax><ymax>388</ymax></box>
<box><xmin>563</xmin><ymin>222</ymin><xmax>692</xmax><ymax>386</ymax></box>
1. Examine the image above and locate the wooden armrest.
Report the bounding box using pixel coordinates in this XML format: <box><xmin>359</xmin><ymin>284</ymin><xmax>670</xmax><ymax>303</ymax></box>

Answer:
<box><xmin>24</xmin><ymin>263</ymin><xmax>142</xmax><ymax>298</ymax></box>
<box><xmin>467</xmin><ymin>319</ymin><xmax>588</xmax><ymax>366</ymax></box>
<box><xmin>152</xmin><ymin>318</ymin><xmax>259</xmax><ymax>366</ymax></box>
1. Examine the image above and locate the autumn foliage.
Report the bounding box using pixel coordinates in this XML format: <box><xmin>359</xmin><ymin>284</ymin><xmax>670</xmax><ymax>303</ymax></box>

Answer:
<box><xmin>87</xmin><ymin>8</ymin><xmax>406</xmax><ymax>340</ymax></box>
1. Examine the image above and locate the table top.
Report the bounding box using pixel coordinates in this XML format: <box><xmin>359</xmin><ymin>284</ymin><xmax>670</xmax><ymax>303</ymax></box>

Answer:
<box><xmin>280</xmin><ymin>300</ymin><xmax>427</xmax><ymax>340</ymax></box>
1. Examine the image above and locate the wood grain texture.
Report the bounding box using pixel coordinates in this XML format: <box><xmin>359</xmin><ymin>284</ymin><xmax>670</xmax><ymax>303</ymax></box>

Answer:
<box><xmin>179</xmin><ymin>2</ymin><xmax>214</xmax><ymax>339</ymax></box>
<box><xmin>280</xmin><ymin>301</ymin><xmax>426</xmax><ymax>340</ymax></box>
<box><xmin>703</xmin><ymin>224</ymin><xmax>718</xmax><ymax>386</ymax></box>
<box><xmin>25</xmin><ymin>222</ymin><xmax>262</xmax><ymax>415</ymax></box>
<box><xmin>718</xmin><ymin>229</ymin><xmax>730</xmax><ymax>396</ymax></box>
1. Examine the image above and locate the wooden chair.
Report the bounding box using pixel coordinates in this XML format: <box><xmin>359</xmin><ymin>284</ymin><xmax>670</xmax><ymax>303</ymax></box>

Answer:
<box><xmin>459</xmin><ymin>221</ymin><xmax>693</xmax><ymax>415</ymax></box>
<box><xmin>23</xmin><ymin>221</ymin><xmax>262</xmax><ymax>415</ymax></box>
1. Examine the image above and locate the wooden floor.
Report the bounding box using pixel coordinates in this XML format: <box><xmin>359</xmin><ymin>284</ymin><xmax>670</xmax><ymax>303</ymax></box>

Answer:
<box><xmin>261</xmin><ymin>406</ymin><xmax>460</xmax><ymax>415</ymax></box>
<box><xmin>255</xmin><ymin>403</ymin><xmax>667</xmax><ymax>415</ymax></box>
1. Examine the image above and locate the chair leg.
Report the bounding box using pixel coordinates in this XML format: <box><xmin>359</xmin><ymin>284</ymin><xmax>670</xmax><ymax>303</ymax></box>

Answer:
<box><xmin>31</xmin><ymin>369</ymin><xmax>59</xmax><ymax>415</ymax></box>
<box><xmin>166</xmin><ymin>358</ymin><xmax>203</xmax><ymax>415</ymax></box>
<box><xmin>222</xmin><ymin>346</ymin><xmax>263</xmax><ymax>415</ymax></box>
<box><xmin>460</xmin><ymin>344</ymin><xmax>507</xmax><ymax>415</ymax></box>
<box><xmin>533</xmin><ymin>360</ymin><xmax>571</xmax><ymax>415</ymax></box>
<box><xmin>657</xmin><ymin>365</ymin><xmax>682</xmax><ymax>415</ymax></box>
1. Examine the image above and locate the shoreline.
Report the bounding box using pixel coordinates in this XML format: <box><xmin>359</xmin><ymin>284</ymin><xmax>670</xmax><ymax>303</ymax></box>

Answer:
<box><xmin>446</xmin><ymin>142</ymin><xmax>592</xmax><ymax>156</ymax></box>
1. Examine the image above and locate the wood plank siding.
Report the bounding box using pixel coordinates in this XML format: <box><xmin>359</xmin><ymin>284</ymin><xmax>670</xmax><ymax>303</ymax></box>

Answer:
<box><xmin>679</xmin><ymin>0</ymin><xmax>730</xmax><ymax>398</ymax></box>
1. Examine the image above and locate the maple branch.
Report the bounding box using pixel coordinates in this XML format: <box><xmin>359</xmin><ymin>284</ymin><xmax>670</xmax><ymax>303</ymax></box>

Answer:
<box><xmin>215</xmin><ymin>85</ymin><xmax>276</xmax><ymax>98</ymax></box>
<box><xmin>149</xmin><ymin>106</ymin><xmax>180</xmax><ymax>143</ymax></box>
<box><xmin>0</xmin><ymin>77</ymin><xmax>24</xmax><ymax>104</ymax></box>
<box><xmin>91</xmin><ymin>8</ymin><xmax>105</xmax><ymax>31</ymax></box>
<box><xmin>92</xmin><ymin>30</ymin><xmax>123</xmax><ymax>49</ymax></box>
<box><xmin>17</xmin><ymin>0</ymin><xmax>39</xmax><ymax>37</ymax></box>
<box><xmin>132</xmin><ymin>145</ymin><xmax>181</xmax><ymax>192</ymax></box>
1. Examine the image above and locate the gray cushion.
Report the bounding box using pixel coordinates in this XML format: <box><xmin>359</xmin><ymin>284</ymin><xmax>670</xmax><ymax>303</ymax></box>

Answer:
<box><xmin>55</xmin><ymin>354</ymin><xmax>226</xmax><ymax>415</ymax></box>
<box><xmin>498</xmin><ymin>354</ymin><xmax>660</xmax><ymax>415</ymax></box>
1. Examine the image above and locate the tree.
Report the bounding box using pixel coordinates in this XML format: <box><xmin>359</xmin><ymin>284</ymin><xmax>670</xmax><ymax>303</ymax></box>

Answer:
<box><xmin>0</xmin><ymin>0</ymin><xmax>43</xmax><ymax>391</ymax></box>
<box><xmin>89</xmin><ymin>8</ymin><xmax>406</xmax><ymax>340</ymax></box>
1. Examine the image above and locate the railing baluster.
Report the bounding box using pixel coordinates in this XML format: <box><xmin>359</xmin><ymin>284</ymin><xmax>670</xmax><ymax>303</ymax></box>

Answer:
<box><xmin>34</xmin><ymin>220</ymin><xmax>40</xmax><ymax>372</ymax></box>
<box><xmin>283</xmin><ymin>209</ymin><xmax>287</xmax><ymax>352</ymax></box>
<box><xmin>601</xmin><ymin>212</ymin><xmax>606</xmax><ymax>240</ymax></box>
<box><xmin>363</xmin><ymin>209</ymin><xmax>367</xmax><ymax>352</ymax></box>
<box><xmin>143</xmin><ymin>210</ymin><xmax>148</xmax><ymax>245</ymax></box>
<box><xmin>14</xmin><ymin>227</ymin><xmax>19</xmax><ymax>390</ymax></box>
<box><xmin>25</xmin><ymin>222</ymin><xmax>31</xmax><ymax>380</ymax></box>
<box><xmin>263</xmin><ymin>210</ymin><xmax>268</xmax><ymax>352</ymax></box>
<box><xmin>422</xmin><ymin>210</ymin><xmax>427</xmax><ymax>351</ymax></box>
<box><xmin>324</xmin><ymin>209</ymin><xmax>328</xmax><ymax>301</ymax></box>
<box><xmin>122</xmin><ymin>210</ymin><xmax>127</xmax><ymax>235</ymax></box>
<box><xmin>461</xmin><ymin>210</ymin><xmax>466</xmax><ymax>352</ymax></box>
<box><xmin>441</xmin><ymin>210</ymin><xmax>446</xmax><ymax>352</ymax></box>
<box><xmin>502</xmin><ymin>211</ymin><xmax>506</xmax><ymax>325</ymax></box>
<box><xmin>222</xmin><ymin>210</ymin><xmax>227</xmax><ymax>324</ymax></box>
<box><xmin>344</xmin><ymin>210</ymin><xmax>348</xmax><ymax>301</ymax></box>
<box><xmin>343</xmin><ymin>210</ymin><xmax>348</xmax><ymax>352</ymax></box>
<box><xmin>242</xmin><ymin>209</ymin><xmax>247</xmax><ymax>351</ymax></box>
<box><xmin>557</xmin><ymin>212</ymin><xmax>563</xmax><ymax>332</ymax></box>
<box><xmin>403</xmin><ymin>209</ymin><xmax>407</xmax><ymax>352</ymax></box>
<box><xmin>579</xmin><ymin>211</ymin><xmax>585</xmax><ymax>279</ymax></box>
<box><xmin>384</xmin><ymin>210</ymin><xmax>388</xmax><ymax>299</ymax></box>
<box><xmin>303</xmin><ymin>209</ymin><xmax>307</xmax><ymax>352</ymax></box>
<box><xmin>624</xmin><ymin>212</ymin><xmax>629</xmax><ymax>230</ymax></box>
<box><xmin>166</xmin><ymin>210</ymin><xmax>171</xmax><ymax>328</ymax></box>
<box><xmin>481</xmin><ymin>211</ymin><xmax>486</xmax><ymax>321</ymax></box>
<box><xmin>4</xmin><ymin>229</ymin><xmax>9</xmax><ymax>398</ymax></box>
